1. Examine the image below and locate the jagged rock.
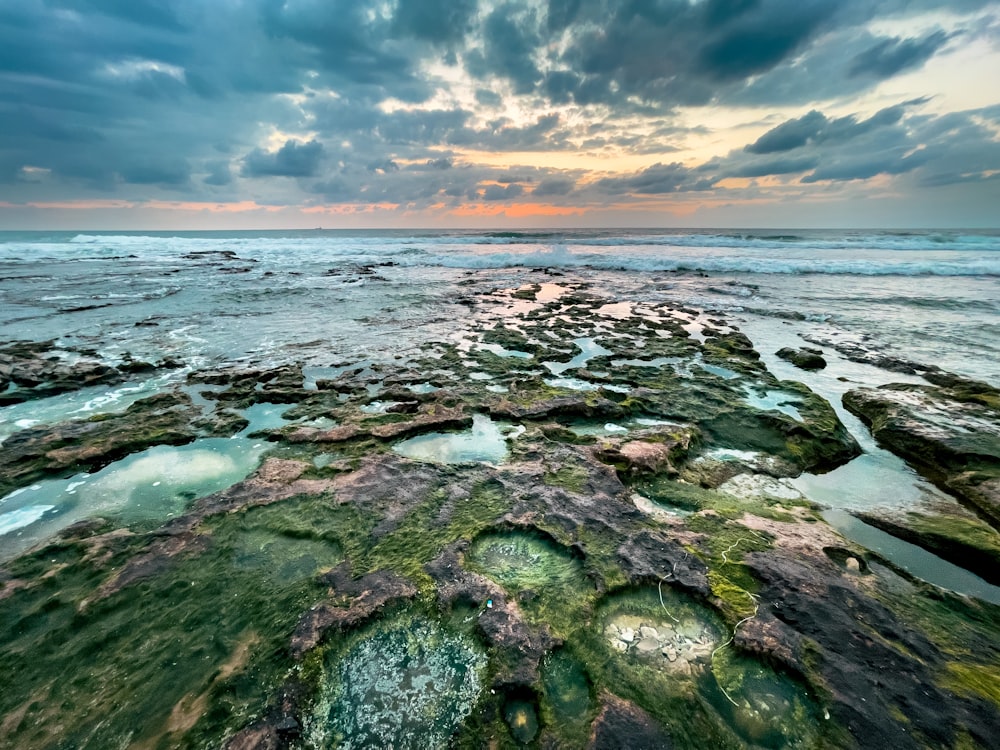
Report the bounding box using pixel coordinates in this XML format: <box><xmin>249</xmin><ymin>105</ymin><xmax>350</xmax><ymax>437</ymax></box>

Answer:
<box><xmin>592</xmin><ymin>426</ymin><xmax>696</xmax><ymax>476</ymax></box>
<box><xmin>744</xmin><ymin>549</ymin><xmax>1000</xmax><ymax>749</ymax></box>
<box><xmin>617</xmin><ymin>531</ymin><xmax>711</xmax><ymax>597</ymax></box>
<box><xmin>489</xmin><ymin>395</ymin><xmax>625</xmax><ymax>421</ymax></box>
<box><xmin>369</xmin><ymin>406</ymin><xmax>470</xmax><ymax>439</ymax></box>
<box><xmin>426</xmin><ymin>542</ymin><xmax>557</xmax><ymax>688</ymax></box>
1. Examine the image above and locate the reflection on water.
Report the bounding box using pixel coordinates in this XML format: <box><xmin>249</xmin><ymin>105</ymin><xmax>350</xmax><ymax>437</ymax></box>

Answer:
<box><xmin>393</xmin><ymin>414</ymin><xmax>520</xmax><ymax>464</ymax></box>
<box><xmin>823</xmin><ymin>509</ymin><xmax>1000</xmax><ymax>605</ymax></box>
<box><xmin>543</xmin><ymin>337</ymin><xmax>612</xmax><ymax>375</ymax></box>
<box><xmin>0</xmin><ymin>438</ymin><xmax>266</xmax><ymax>561</ymax></box>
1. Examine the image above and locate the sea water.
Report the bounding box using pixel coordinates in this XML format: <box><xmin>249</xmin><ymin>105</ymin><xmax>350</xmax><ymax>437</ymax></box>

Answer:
<box><xmin>1</xmin><ymin>228</ymin><xmax>998</xmax><ymax>561</ymax></box>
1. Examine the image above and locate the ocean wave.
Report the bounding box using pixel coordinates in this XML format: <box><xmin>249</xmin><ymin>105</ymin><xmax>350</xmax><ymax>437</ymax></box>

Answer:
<box><xmin>409</xmin><ymin>247</ymin><xmax>1000</xmax><ymax>277</ymax></box>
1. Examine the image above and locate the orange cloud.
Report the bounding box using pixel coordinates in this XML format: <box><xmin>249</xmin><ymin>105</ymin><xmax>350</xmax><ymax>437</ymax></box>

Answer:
<box><xmin>448</xmin><ymin>202</ymin><xmax>587</xmax><ymax>218</ymax></box>
<box><xmin>302</xmin><ymin>202</ymin><xmax>400</xmax><ymax>215</ymax></box>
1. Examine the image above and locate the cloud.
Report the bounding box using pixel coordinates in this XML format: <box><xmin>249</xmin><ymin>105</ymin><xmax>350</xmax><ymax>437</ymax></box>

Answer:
<box><xmin>480</xmin><ymin>183</ymin><xmax>525</xmax><ymax>201</ymax></box>
<box><xmin>745</xmin><ymin>100</ymin><xmax>926</xmax><ymax>154</ymax></box>
<box><xmin>242</xmin><ymin>140</ymin><xmax>325</xmax><ymax>178</ymax></box>
<box><xmin>466</xmin><ymin>4</ymin><xmax>542</xmax><ymax>95</ymax></box>
<box><xmin>596</xmin><ymin>162</ymin><xmax>715</xmax><ymax>195</ymax></box>
<box><xmin>532</xmin><ymin>177</ymin><xmax>576</xmax><ymax>196</ymax></box>
<box><xmin>848</xmin><ymin>30</ymin><xmax>952</xmax><ymax>78</ymax></box>
<box><xmin>0</xmin><ymin>0</ymin><xmax>997</xmax><ymax>224</ymax></box>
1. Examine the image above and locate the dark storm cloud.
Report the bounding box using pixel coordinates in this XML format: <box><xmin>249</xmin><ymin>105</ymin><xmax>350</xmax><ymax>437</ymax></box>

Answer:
<box><xmin>480</xmin><ymin>183</ymin><xmax>525</xmax><ymax>201</ymax></box>
<box><xmin>729</xmin><ymin>156</ymin><xmax>820</xmax><ymax>178</ymax></box>
<box><xmin>714</xmin><ymin>101</ymin><xmax>1000</xmax><ymax>189</ymax></box>
<box><xmin>744</xmin><ymin>100</ymin><xmax>926</xmax><ymax>154</ymax></box>
<box><xmin>203</xmin><ymin>161</ymin><xmax>233</xmax><ymax>187</ymax></box>
<box><xmin>596</xmin><ymin>162</ymin><xmax>715</xmax><ymax>195</ymax></box>
<box><xmin>848</xmin><ymin>31</ymin><xmax>953</xmax><ymax>78</ymax></box>
<box><xmin>242</xmin><ymin>140</ymin><xmax>325</xmax><ymax>178</ymax></box>
<box><xmin>0</xmin><ymin>0</ymin><xmax>996</xmax><ymax>211</ymax></box>
<box><xmin>393</xmin><ymin>0</ymin><xmax>478</xmax><ymax>45</ymax></box>
<box><xmin>466</xmin><ymin>4</ymin><xmax>542</xmax><ymax>95</ymax></box>
<box><xmin>533</xmin><ymin>178</ymin><xmax>577</xmax><ymax>197</ymax></box>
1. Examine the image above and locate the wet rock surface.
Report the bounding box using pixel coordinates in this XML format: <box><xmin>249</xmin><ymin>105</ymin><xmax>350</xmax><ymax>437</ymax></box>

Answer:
<box><xmin>745</xmin><ymin>548</ymin><xmax>1000</xmax><ymax>749</ymax></box>
<box><xmin>0</xmin><ymin>340</ymin><xmax>179</xmax><ymax>406</ymax></box>
<box><xmin>0</xmin><ymin>390</ymin><xmax>201</xmax><ymax>496</ymax></box>
<box><xmin>1</xmin><ymin>284</ymin><xmax>998</xmax><ymax>750</ymax></box>
<box><xmin>844</xmin><ymin>377</ymin><xmax>1000</xmax><ymax>526</ymax></box>
<box><xmin>776</xmin><ymin>346</ymin><xmax>827</xmax><ymax>371</ymax></box>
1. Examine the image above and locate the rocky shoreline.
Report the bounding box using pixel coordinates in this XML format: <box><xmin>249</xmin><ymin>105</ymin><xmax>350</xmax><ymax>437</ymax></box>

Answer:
<box><xmin>1</xmin><ymin>281</ymin><xmax>998</xmax><ymax>749</ymax></box>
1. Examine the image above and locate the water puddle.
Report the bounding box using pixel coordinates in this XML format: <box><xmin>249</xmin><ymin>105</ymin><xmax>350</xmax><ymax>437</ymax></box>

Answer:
<box><xmin>393</xmin><ymin>414</ymin><xmax>521</xmax><ymax>464</ymax></box>
<box><xmin>823</xmin><ymin>509</ymin><xmax>1000</xmax><ymax>605</ymax></box>
<box><xmin>504</xmin><ymin>697</ymin><xmax>539</xmax><ymax>744</ymax></box>
<box><xmin>0</xmin><ymin>438</ymin><xmax>266</xmax><ymax>562</ymax></box>
<box><xmin>543</xmin><ymin>376</ymin><xmax>600</xmax><ymax>391</ymax></box>
<box><xmin>237</xmin><ymin>402</ymin><xmax>293</xmax><ymax>436</ymax></box>
<box><xmin>543</xmin><ymin>337</ymin><xmax>612</xmax><ymax>375</ymax></box>
<box><xmin>611</xmin><ymin>356</ymin><xmax>682</xmax><ymax>369</ymax></box>
<box><xmin>792</xmin><ymin>451</ymin><xmax>943</xmax><ymax>513</ymax></box>
<box><xmin>0</xmin><ymin>372</ymin><xmax>181</xmax><ymax>445</ymax></box>
<box><xmin>406</xmin><ymin>382</ymin><xmax>440</xmax><ymax>394</ymax></box>
<box><xmin>699</xmin><ymin>363</ymin><xmax>741</xmax><ymax>380</ymax></box>
<box><xmin>603</xmin><ymin>605</ymin><xmax>720</xmax><ymax>673</ymax></box>
<box><xmin>466</xmin><ymin>531</ymin><xmax>586</xmax><ymax>593</ymax></box>
<box><xmin>229</xmin><ymin>530</ymin><xmax>342</xmax><ymax>581</ymax></box>
<box><xmin>465</xmin><ymin>530</ymin><xmax>594</xmax><ymax>635</ymax></box>
<box><xmin>706</xmin><ymin>649</ymin><xmax>822</xmax><ymax>749</ymax></box>
<box><xmin>475</xmin><ymin>342</ymin><xmax>533</xmax><ymax>359</ymax></box>
<box><xmin>361</xmin><ymin>400</ymin><xmax>401</xmax><ymax>414</ymax></box>
<box><xmin>541</xmin><ymin>649</ymin><xmax>594</xmax><ymax>736</ymax></box>
<box><xmin>598</xmin><ymin>588</ymin><xmax>819</xmax><ymax>748</ymax></box>
<box><xmin>568</xmin><ymin>417</ymin><xmax>683</xmax><ymax>437</ymax></box>
<box><xmin>741</xmin><ymin>386</ymin><xmax>803</xmax><ymax>421</ymax></box>
<box><xmin>308</xmin><ymin>616</ymin><xmax>486</xmax><ymax>750</ymax></box>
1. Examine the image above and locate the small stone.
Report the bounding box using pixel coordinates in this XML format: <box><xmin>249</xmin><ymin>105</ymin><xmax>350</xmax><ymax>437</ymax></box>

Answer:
<box><xmin>639</xmin><ymin>626</ymin><xmax>659</xmax><ymax>640</ymax></box>
<box><xmin>635</xmin><ymin>637</ymin><xmax>661</xmax><ymax>654</ymax></box>
<box><xmin>845</xmin><ymin>557</ymin><xmax>861</xmax><ymax>572</ymax></box>
<box><xmin>619</xmin><ymin>628</ymin><xmax>635</xmax><ymax>643</ymax></box>
<box><xmin>612</xmin><ymin>639</ymin><xmax>629</xmax><ymax>652</ymax></box>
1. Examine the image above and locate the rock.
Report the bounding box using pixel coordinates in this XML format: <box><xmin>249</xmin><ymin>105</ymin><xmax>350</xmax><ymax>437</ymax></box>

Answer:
<box><xmin>289</xmin><ymin>564</ymin><xmax>418</xmax><ymax>658</ymax></box>
<box><xmin>743</xmin><ymin>549</ymin><xmax>1000</xmax><ymax>749</ymax></box>
<box><xmin>843</xmin><ymin>380</ymin><xmax>1000</xmax><ymax>525</ymax></box>
<box><xmin>592</xmin><ymin>426</ymin><xmax>696</xmax><ymax>477</ymax></box>
<box><xmin>845</xmin><ymin>557</ymin><xmax>861</xmax><ymax>572</ymax></box>
<box><xmin>369</xmin><ymin>406</ymin><xmax>471</xmax><ymax>440</ymax></box>
<box><xmin>589</xmin><ymin>692</ymin><xmax>673</xmax><ymax>750</ymax></box>
<box><xmin>616</xmin><ymin>531</ymin><xmax>711</xmax><ymax>596</ymax></box>
<box><xmin>489</xmin><ymin>395</ymin><xmax>625</xmax><ymax>421</ymax></box>
<box><xmin>776</xmin><ymin>347</ymin><xmax>827</xmax><ymax>371</ymax></box>
<box><xmin>426</xmin><ymin>543</ymin><xmax>556</xmax><ymax>688</ymax></box>
<box><xmin>0</xmin><ymin>390</ymin><xmax>201</xmax><ymax>497</ymax></box>
<box><xmin>0</xmin><ymin>341</ymin><xmax>128</xmax><ymax>405</ymax></box>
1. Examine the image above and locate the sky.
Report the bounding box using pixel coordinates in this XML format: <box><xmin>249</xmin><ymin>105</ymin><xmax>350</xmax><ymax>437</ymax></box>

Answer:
<box><xmin>1</xmin><ymin>0</ymin><xmax>999</xmax><ymax>230</ymax></box>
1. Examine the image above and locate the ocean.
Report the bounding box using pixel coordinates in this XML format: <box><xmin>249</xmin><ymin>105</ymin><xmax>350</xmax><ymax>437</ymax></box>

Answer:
<box><xmin>2</xmin><ymin>227</ymin><xmax>999</xmax><ymax>592</ymax></box>
<box><xmin>1</xmin><ymin>228</ymin><xmax>998</xmax><ymax>381</ymax></box>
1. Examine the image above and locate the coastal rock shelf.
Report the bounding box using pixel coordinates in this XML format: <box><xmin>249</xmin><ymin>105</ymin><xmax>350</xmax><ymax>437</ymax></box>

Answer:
<box><xmin>1</xmin><ymin>281</ymin><xmax>999</xmax><ymax>750</ymax></box>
